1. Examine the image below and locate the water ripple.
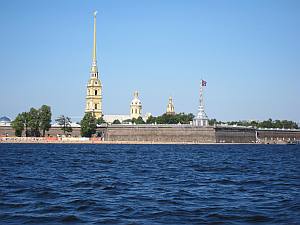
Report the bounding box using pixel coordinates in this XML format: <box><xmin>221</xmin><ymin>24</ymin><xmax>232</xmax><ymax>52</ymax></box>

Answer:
<box><xmin>0</xmin><ymin>143</ymin><xmax>299</xmax><ymax>224</ymax></box>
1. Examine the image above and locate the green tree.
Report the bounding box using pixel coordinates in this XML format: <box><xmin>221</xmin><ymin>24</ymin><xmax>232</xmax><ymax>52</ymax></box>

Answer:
<box><xmin>80</xmin><ymin>112</ymin><xmax>97</xmax><ymax>137</ymax></box>
<box><xmin>39</xmin><ymin>105</ymin><xmax>52</xmax><ymax>137</ymax></box>
<box><xmin>20</xmin><ymin>112</ymin><xmax>30</xmax><ymax>137</ymax></box>
<box><xmin>11</xmin><ymin>114</ymin><xmax>24</xmax><ymax>137</ymax></box>
<box><xmin>96</xmin><ymin>117</ymin><xmax>106</xmax><ymax>125</ymax></box>
<box><xmin>123</xmin><ymin>119</ymin><xmax>132</xmax><ymax>124</ymax></box>
<box><xmin>55</xmin><ymin>115</ymin><xmax>73</xmax><ymax>134</ymax></box>
<box><xmin>208</xmin><ymin>118</ymin><xmax>217</xmax><ymax>126</ymax></box>
<box><xmin>146</xmin><ymin>115</ymin><xmax>156</xmax><ymax>124</ymax></box>
<box><xmin>28</xmin><ymin>107</ymin><xmax>40</xmax><ymax>137</ymax></box>
<box><xmin>132</xmin><ymin>116</ymin><xmax>145</xmax><ymax>124</ymax></box>
<box><xmin>250</xmin><ymin>120</ymin><xmax>259</xmax><ymax>127</ymax></box>
<box><xmin>112</xmin><ymin>119</ymin><xmax>121</xmax><ymax>124</ymax></box>
<box><xmin>259</xmin><ymin>118</ymin><xmax>273</xmax><ymax>128</ymax></box>
<box><xmin>155</xmin><ymin>113</ymin><xmax>194</xmax><ymax>124</ymax></box>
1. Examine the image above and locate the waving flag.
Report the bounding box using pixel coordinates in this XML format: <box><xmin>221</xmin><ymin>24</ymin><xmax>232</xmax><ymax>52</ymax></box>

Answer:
<box><xmin>202</xmin><ymin>80</ymin><xmax>207</xmax><ymax>86</ymax></box>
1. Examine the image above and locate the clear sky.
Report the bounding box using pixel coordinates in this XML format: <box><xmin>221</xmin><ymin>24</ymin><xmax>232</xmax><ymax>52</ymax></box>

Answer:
<box><xmin>0</xmin><ymin>0</ymin><xmax>299</xmax><ymax>122</ymax></box>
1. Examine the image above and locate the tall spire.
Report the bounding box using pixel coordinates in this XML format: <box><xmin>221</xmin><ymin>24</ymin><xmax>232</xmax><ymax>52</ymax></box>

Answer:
<box><xmin>85</xmin><ymin>10</ymin><xmax>103</xmax><ymax>119</ymax></box>
<box><xmin>91</xmin><ymin>11</ymin><xmax>98</xmax><ymax>77</ymax></box>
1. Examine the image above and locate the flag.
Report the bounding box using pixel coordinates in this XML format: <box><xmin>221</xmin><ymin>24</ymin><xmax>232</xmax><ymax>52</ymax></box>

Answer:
<box><xmin>202</xmin><ymin>80</ymin><xmax>207</xmax><ymax>86</ymax></box>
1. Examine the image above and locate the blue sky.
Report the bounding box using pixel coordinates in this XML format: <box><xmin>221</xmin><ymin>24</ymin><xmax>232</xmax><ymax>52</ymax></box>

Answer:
<box><xmin>0</xmin><ymin>0</ymin><xmax>299</xmax><ymax>122</ymax></box>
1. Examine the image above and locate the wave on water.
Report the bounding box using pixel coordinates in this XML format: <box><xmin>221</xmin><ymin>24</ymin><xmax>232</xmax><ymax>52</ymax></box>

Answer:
<box><xmin>0</xmin><ymin>143</ymin><xmax>299</xmax><ymax>224</ymax></box>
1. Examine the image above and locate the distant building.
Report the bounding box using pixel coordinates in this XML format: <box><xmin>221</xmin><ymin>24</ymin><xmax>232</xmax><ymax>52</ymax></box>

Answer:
<box><xmin>85</xmin><ymin>11</ymin><xmax>103</xmax><ymax>119</ymax></box>
<box><xmin>166</xmin><ymin>96</ymin><xmax>175</xmax><ymax>115</ymax></box>
<box><xmin>130</xmin><ymin>91</ymin><xmax>142</xmax><ymax>119</ymax></box>
<box><xmin>83</xmin><ymin>12</ymin><xmax>153</xmax><ymax>123</ymax></box>
<box><xmin>103</xmin><ymin>115</ymin><xmax>131</xmax><ymax>124</ymax></box>
<box><xmin>103</xmin><ymin>91</ymin><xmax>150</xmax><ymax>124</ymax></box>
<box><xmin>0</xmin><ymin>116</ymin><xmax>11</xmax><ymax>126</ymax></box>
<box><xmin>193</xmin><ymin>80</ymin><xmax>209</xmax><ymax>126</ymax></box>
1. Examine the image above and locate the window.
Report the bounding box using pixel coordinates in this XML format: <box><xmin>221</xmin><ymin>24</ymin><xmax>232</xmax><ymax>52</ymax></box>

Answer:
<box><xmin>135</xmin><ymin>109</ymin><xmax>137</xmax><ymax>114</ymax></box>
<box><xmin>95</xmin><ymin>104</ymin><xmax>97</xmax><ymax>109</ymax></box>
<box><xmin>95</xmin><ymin>90</ymin><xmax>97</xmax><ymax>95</ymax></box>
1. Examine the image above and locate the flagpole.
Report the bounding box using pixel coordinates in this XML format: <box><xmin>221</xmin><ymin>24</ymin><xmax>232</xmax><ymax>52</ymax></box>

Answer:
<box><xmin>201</xmin><ymin>80</ymin><xmax>204</xmax><ymax>110</ymax></box>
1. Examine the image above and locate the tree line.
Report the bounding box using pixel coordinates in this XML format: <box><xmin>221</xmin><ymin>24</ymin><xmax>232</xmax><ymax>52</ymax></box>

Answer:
<box><xmin>146</xmin><ymin>113</ymin><xmax>194</xmax><ymax>124</ymax></box>
<box><xmin>208</xmin><ymin>118</ymin><xmax>299</xmax><ymax>129</ymax></box>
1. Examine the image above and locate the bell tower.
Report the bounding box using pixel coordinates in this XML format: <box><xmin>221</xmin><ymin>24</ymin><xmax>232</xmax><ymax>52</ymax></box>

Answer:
<box><xmin>85</xmin><ymin>11</ymin><xmax>103</xmax><ymax>118</ymax></box>
<box><xmin>166</xmin><ymin>96</ymin><xmax>175</xmax><ymax>115</ymax></box>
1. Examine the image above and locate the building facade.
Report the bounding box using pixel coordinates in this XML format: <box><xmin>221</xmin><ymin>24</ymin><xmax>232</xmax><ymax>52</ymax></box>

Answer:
<box><xmin>130</xmin><ymin>91</ymin><xmax>142</xmax><ymax>119</ymax></box>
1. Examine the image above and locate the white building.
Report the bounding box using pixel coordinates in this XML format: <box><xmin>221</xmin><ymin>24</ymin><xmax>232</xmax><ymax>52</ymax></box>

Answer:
<box><xmin>103</xmin><ymin>115</ymin><xmax>131</xmax><ymax>124</ymax></box>
<box><xmin>193</xmin><ymin>80</ymin><xmax>209</xmax><ymax>126</ymax></box>
<box><xmin>0</xmin><ymin>116</ymin><xmax>11</xmax><ymax>126</ymax></box>
<box><xmin>130</xmin><ymin>91</ymin><xmax>142</xmax><ymax>119</ymax></box>
<box><xmin>103</xmin><ymin>91</ymin><xmax>150</xmax><ymax>124</ymax></box>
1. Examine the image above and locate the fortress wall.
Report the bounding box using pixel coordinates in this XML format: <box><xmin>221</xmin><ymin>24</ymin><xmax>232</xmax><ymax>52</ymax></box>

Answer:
<box><xmin>104</xmin><ymin>125</ymin><xmax>216</xmax><ymax>143</ymax></box>
<box><xmin>3</xmin><ymin>125</ymin><xmax>299</xmax><ymax>144</ymax></box>
<box><xmin>215</xmin><ymin>127</ymin><xmax>256</xmax><ymax>143</ymax></box>
<box><xmin>45</xmin><ymin>127</ymin><xmax>81</xmax><ymax>137</ymax></box>
<box><xmin>0</xmin><ymin>126</ymin><xmax>15</xmax><ymax>137</ymax></box>
<box><xmin>0</xmin><ymin>126</ymin><xmax>82</xmax><ymax>137</ymax></box>
<box><xmin>257</xmin><ymin>129</ymin><xmax>300</xmax><ymax>143</ymax></box>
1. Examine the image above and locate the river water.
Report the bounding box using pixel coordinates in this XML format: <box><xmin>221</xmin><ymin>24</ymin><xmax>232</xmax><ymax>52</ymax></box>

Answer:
<box><xmin>0</xmin><ymin>144</ymin><xmax>299</xmax><ymax>224</ymax></box>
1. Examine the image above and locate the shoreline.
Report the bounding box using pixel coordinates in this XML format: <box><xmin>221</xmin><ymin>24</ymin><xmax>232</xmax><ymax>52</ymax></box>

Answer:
<box><xmin>1</xmin><ymin>137</ymin><xmax>294</xmax><ymax>145</ymax></box>
<box><xmin>0</xmin><ymin>141</ymin><xmax>261</xmax><ymax>145</ymax></box>
<box><xmin>0</xmin><ymin>137</ymin><xmax>264</xmax><ymax>145</ymax></box>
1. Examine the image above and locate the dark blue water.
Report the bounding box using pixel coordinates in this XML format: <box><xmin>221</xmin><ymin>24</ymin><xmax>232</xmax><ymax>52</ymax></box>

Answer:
<box><xmin>0</xmin><ymin>144</ymin><xmax>299</xmax><ymax>224</ymax></box>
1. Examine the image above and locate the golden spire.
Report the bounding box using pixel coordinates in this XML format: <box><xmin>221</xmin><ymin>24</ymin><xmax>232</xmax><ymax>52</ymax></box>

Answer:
<box><xmin>91</xmin><ymin>11</ymin><xmax>98</xmax><ymax>77</ymax></box>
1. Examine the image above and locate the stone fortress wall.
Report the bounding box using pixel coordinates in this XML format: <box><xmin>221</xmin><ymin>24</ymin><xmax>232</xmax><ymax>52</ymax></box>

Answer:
<box><xmin>1</xmin><ymin>125</ymin><xmax>299</xmax><ymax>144</ymax></box>
<box><xmin>215</xmin><ymin>127</ymin><xmax>256</xmax><ymax>143</ymax></box>
<box><xmin>257</xmin><ymin>129</ymin><xmax>300</xmax><ymax>144</ymax></box>
<box><xmin>103</xmin><ymin>125</ymin><xmax>216</xmax><ymax>143</ymax></box>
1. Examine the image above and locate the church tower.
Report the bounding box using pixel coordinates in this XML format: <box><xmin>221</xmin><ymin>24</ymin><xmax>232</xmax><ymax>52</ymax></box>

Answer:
<box><xmin>85</xmin><ymin>11</ymin><xmax>102</xmax><ymax>119</ymax></box>
<box><xmin>130</xmin><ymin>91</ymin><xmax>142</xmax><ymax>119</ymax></box>
<box><xmin>166</xmin><ymin>96</ymin><xmax>175</xmax><ymax>115</ymax></box>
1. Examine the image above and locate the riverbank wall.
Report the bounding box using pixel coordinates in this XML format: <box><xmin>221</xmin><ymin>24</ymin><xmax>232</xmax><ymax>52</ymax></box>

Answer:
<box><xmin>1</xmin><ymin>125</ymin><xmax>259</xmax><ymax>143</ymax></box>
<box><xmin>257</xmin><ymin>128</ymin><xmax>300</xmax><ymax>144</ymax></box>
<box><xmin>1</xmin><ymin>124</ymin><xmax>299</xmax><ymax>144</ymax></box>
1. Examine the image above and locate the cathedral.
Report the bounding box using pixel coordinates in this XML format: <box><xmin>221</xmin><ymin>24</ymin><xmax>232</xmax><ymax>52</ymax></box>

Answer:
<box><xmin>85</xmin><ymin>12</ymin><xmax>150</xmax><ymax>124</ymax></box>
<box><xmin>130</xmin><ymin>91</ymin><xmax>142</xmax><ymax>119</ymax></box>
<box><xmin>84</xmin><ymin>12</ymin><xmax>208</xmax><ymax>126</ymax></box>
<box><xmin>103</xmin><ymin>91</ymin><xmax>149</xmax><ymax>124</ymax></box>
